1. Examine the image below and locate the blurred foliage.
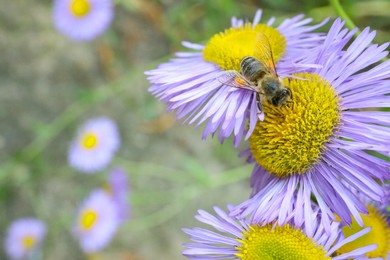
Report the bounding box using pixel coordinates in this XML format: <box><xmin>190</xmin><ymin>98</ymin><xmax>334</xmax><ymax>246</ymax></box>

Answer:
<box><xmin>0</xmin><ymin>0</ymin><xmax>389</xmax><ymax>259</ymax></box>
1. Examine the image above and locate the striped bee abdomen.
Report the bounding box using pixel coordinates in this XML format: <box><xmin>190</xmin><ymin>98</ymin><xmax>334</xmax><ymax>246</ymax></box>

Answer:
<box><xmin>240</xmin><ymin>56</ymin><xmax>266</xmax><ymax>82</ymax></box>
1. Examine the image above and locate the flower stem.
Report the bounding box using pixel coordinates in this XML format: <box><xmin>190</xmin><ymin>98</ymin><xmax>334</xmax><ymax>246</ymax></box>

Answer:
<box><xmin>330</xmin><ymin>0</ymin><xmax>361</xmax><ymax>34</ymax></box>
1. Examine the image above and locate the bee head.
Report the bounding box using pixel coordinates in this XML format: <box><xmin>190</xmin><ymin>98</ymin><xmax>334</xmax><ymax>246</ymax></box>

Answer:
<box><xmin>272</xmin><ymin>87</ymin><xmax>292</xmax><ymax>106</ymax></box>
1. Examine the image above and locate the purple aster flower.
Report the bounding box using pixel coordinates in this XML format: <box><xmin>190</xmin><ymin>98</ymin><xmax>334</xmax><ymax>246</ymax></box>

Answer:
<box><xmin>230</xmin><ymin>19</ymin><xmax>390</xmax><ymax>232</ymax></box>
<box><xmin>4</xmin><ymin>218</ymin><xmax>46</xmax><ymax>260</ymax></box>
<box><xmin>73</xmin><ymin>189</ymin><xmax>119</xmax><ymax>253</ymax></box>
<box><xmin>53</xmin><ymin>0</ymin><xmax>114</xmax><ymax>41</ymax></box>
<box><xmin>332</xmin><ymin>184</ymin><xmax>390</xmax><ymax>258</ymax></box>
<box><xmin>146</xmin><ymin>10</ymin><xmax>327</xmax><ymax>147</ymax></box>
<box><xmin>107</xmin><ymin>168</ymin><xmax>130</xmax><ymax>222</ymax></box>
<box><xmin>183</xmin><ymin>206</ymin><xmax>376</xmax><ymax>259</ymax></box>
<box><xmin>68</xmin><ymin>117</ymin><xmax>120</xmax><ymax>173</ymax></box>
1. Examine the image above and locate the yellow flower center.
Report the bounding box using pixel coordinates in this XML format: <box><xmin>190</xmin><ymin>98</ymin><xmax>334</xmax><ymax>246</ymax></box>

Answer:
<box><xmin>21</xmin><ymin>235</ymin><xmax>36</xmax><ymax>250</ymax></box>
<box><xmin>336</xmin><ymin>204</ymin><xmax>390</xmax><ymax>258</ymax></box>
<box><xmin>236</xmin><ymin>224</ymin><xmax>330</xmax><ymax>260</ymax></box>
<box><xmin>81</xmin><ymin>132</ymin><xmax>99</xmax><ymax>150</ymax></box>
<box><xmin>203</xmin><ymin>23</ymin><xmax>286</xmax><ymax>71</ymax></box>
<box><xmin>70</xmin><ymin>0</ymin><xmax>91</xmax><ymax>17</ymax></box>
<box><xmin>80</xmin><ymin>209</ymin><xmax>98</xmax><ymax>231</ymax></box>
<box><xmin>249</xmin><ymin>73</ymin><xmax>340</xmax><ymax>177</ymax></box>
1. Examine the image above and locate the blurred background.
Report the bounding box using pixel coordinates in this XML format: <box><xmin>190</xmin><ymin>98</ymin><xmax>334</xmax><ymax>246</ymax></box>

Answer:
<box><xmin>1</xmin><ymin>0</ymin><xmax>389</xmax><ymax>259</ymax></box>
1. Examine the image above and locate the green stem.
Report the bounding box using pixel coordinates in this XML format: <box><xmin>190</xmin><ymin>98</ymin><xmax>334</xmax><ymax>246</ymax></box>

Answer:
<box><xmin>330</xmin><ymin>0</ymin><xmax>361</xmax><ymax>34</ymax></box>
<box><xmin>330</xmin><ymin>0</ymin><xmax>389</xmax><ymax>61</ymax></box>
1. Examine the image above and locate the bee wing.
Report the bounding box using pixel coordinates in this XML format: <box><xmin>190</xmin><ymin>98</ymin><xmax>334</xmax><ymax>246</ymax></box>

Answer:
<box><xmin>253</xmin><ymin>32</ymin><xmax>279</xmax><ymax>77</ymax></box>
<box><xmin>217</xmin><ymin>70</ymin><xmax>258</xmax><ymax>92</ymax></box>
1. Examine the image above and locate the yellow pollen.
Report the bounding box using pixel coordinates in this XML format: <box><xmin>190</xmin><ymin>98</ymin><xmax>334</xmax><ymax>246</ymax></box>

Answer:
<box><xmin>81</xmin><ymin>132</ymin><xmax>99</xmax><ymax>150</ymax></box>
<box><xmin>70</xmin><ymin>0</ymin><xmax>91</xmax><ymax>17</ymax></box>
<box><xmin>80</xmin><ymin>209</ymin><xmax>98</xmax><ymax>231</ymax></box>
<box><xmin>236</xmin><ymin>224</ymin><xmax>330</xmax><ymax>260</ymax></box>
<box><xmin>21</xmin><ymin>235</ymin><xmax>36</xmax><ymax>250</ymax></box>
<box><xmin>336</xmin><ymin>204</ymin><xmax>390</xmax><ymax>258</ymax></box>
<box><xmin>249</xmin><ymin>73</ymin><xmax>340</xmax><ymax>177</ymax></box>
<box><xmin>235</xmin><ymin>77</ymin><xmax>247</xmax><ymax>86</ymax></box>
<box><xmin>203</xmin><ymin>23</ymin><xmax>286</xmax><ymax>71</ymax></box>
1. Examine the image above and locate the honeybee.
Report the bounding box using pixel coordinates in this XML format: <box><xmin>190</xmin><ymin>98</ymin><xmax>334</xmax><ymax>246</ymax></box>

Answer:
<box><xmin>218</xmin><ymin>33</ymin><xmax>292</xmax><ymax>113</ymax></box>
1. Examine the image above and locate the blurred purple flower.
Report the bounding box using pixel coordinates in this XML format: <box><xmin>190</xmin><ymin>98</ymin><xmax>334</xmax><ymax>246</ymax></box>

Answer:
<box><xmin>53</xmin><ymin>0</ymin><xmax>114</xmax><ymax>41</ymax></box>
<box><xmin>230</xmin><ymin>19</ymin><xmax>390</xmax><ymax>232</ymax></box>
<box><xmin>108</xmin><ymin>168</ymin><xmax>131</xmax><ymax>222</ymax></box>
<box><xmin>183</xmin><ymin>206</ymin><xmax>376</xmax><ymax>259</ymax></box>
<box><xmin>146</xmin><ymin>9</ymin><xmax>327</xmax><ymax>146</ymax></box>
<box><xmin>73</xmin><ymin>189</ymin><xmax>119</xmax><ymax>253</ymax></box>
<box><xmin>68</xmin><ymin>117</ymin><xmax>120</xmax><ymax>173</ymax></box>
<box><xmin>4</xmin><ymin>218</ymin><xmax>46</xmax><ymax>260</ymax></box>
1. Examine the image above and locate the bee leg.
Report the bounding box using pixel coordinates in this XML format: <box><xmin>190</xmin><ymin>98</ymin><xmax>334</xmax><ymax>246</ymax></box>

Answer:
<box><xmin>257</xmin><ymin>102</ymin><xmax>263</xmax><ymax>114</ymax></box>
<box><xmin>286</xmin><ymin>100</ymin><xmax>294</xmax><ymax>110</ymax></box>
<box><xmin>256</xmin><ymin>93</ymin><xmax>263</xmax><ymax>114</ymax></box>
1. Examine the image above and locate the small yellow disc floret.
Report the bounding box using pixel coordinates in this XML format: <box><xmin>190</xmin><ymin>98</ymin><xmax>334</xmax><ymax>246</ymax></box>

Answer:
<box><xmin>70</xmin><ymin>0</ymin><xmax>91</xmax><ymax>17</ymax></box>
<box><xmin>81</xmin><ymin>132</ymin><xmax>99</xmax><ymax>150</ymax></box>
<box><xmin>21</xmin><ymin>235</ymin><xmax>36</xmax><ymax>250</ymax></box>
<box><xmin>80</xmin><ymin>209</ymin><xmax>98</xmax><ymax>231</ymax></box>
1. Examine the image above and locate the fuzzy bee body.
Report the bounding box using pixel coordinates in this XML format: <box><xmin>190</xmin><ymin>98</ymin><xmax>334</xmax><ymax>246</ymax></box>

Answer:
<box><xmin>218</xmin><ymin>33</ymin><xmax>293</xmax><ymax>114</ymax></box>
<box><xmin>238</xmin><ymin>55</ymin><xmax>292</xmax><ymax>108</ymax></box>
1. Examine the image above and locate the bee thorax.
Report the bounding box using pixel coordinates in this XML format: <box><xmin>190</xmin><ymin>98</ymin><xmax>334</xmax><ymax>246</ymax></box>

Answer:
<box><xmin>262</xmin><ymin>77</ymin><xmax>280</xmax><ymax>96</ymax></box>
